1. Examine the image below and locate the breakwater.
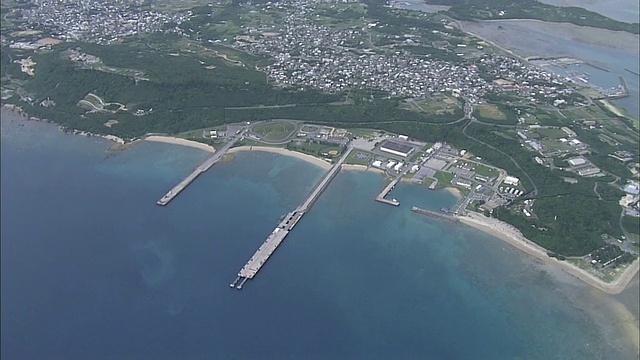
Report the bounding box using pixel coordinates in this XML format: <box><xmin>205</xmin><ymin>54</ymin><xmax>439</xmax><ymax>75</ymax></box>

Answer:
<box><xmin>411</xmin><ymin>206</ymin><xmax>459</xmax><ymax>222</ymax></box>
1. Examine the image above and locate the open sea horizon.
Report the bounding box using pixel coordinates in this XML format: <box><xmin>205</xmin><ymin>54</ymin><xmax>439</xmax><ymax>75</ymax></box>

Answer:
<box><xmin>1</xmin><ymin>110</ymin><xmax>638</xmax><ymax>359</ymax></box>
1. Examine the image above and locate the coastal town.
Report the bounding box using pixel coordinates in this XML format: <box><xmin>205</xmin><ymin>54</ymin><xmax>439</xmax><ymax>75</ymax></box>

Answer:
<box><xmin>3</xmin><ymin>0</ymin><xmax>604</xmax><ymax>106</ymax></box>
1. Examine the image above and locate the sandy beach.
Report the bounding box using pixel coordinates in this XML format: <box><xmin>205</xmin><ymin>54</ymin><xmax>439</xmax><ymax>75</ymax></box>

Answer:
<box><xmin>601</xmin><ymin>100</ymin><xmax>626</xmax><ymax>117</ymax></box>
<box><xmin>445</xmin><ymin>187</ymin><xmax>463</xmax><ymax>199</ymax></box>
<box><xmin>342</xmin><ymin>163</ymin><xmax>386</xmax><ymax>175</ymax></box>
<box><xmin>231</xmin><ymin>148</ymin><xmax>395</xmax><ymax>175</ymax></box>
<box><xmin>145</xmin><ymin>136</ymin><xmax>215</xmax><ymax>153</ymax></box>
<box><xmin>458</xmin><ymin>211</ymin><xmax>639</xmax><ymax>295</ymax></box>
<box><xmin>228</xmin><ymin>146</ymin><xmax>331</xmax><ymax>170</ymax></box>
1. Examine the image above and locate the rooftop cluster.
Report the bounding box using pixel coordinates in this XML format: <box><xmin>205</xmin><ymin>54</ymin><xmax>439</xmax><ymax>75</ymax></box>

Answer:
<box><xmin>227</xmin><ymin>0</ymin><xmax>575</xmax><ymax>102</ymax></box>
<box><xmin>19</xmin><ymin>0</ymin><xmax>190</xmax><ymax>44</ymax></box>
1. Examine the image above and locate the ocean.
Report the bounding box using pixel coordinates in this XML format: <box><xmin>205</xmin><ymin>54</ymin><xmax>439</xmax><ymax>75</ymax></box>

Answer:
<box><xmin>1</xmin><ymin>110</ymin><xmax>638</xmax><ymax>359</ymax></box>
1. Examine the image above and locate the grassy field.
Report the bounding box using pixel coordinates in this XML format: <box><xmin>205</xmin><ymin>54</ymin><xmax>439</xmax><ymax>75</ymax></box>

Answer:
<box><xmin>532</xmin><ymin>127</ymin><xmax>567</xmax><ymax>140</ymax></box>
<box><xmin>301</xmin><ymin>125</ymin><xmax>320</xmax><ymax>133</ymax></box>
<box><xmin>473</xmin><ymin>163</ymin><xmax>497</xmax><ymax>178</ymax></box>
<box><xmin>434</xmin><ymin>170</ymin><xmax>454</xmax><ymax>188</ymax></box>
<box><xmin>474</xmin><ymin>104</ymin><xmax>507</xmax><ymax>121</ymax></box>
<box><xmin>287</xmin><ymin>140</ymin><xmax>342</xmax><ymax>158</ymax></box>
<box><xmin>347</xmin><ymin>128</ymin><xmax>378</xmax><ymax>138</ymax></box>
<box><xmin>561</xmin><ymin>106</ymin><xmax>601</xmax><ymax>120</ymax></box>
<box><xmin>252</xmin><ymin>121</ymin><xmax>296</xmax><ymax>142</ymax></box>
<box><xmin>401</xmin><ymin>95</ymin><xmax>462</xmax><ymax>115</ymax></box>
<box><xmin>422</xmin><ymin>177</ymin><xmax>435</xmax><ymax>187</ymax></box>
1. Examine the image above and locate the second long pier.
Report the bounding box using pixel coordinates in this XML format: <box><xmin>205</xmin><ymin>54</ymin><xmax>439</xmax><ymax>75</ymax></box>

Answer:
<box><xmin>231</xmin><ymin>146</ymin><xmax>351</xmax><ymax>289</ymax></box>
<box><xmin>157</xmin><ymin>135</ymin><xmax>242</xmax><ymax>206</ymax></box>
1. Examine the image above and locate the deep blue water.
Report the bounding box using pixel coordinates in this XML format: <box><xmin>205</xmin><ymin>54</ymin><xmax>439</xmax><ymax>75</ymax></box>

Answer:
<box><xmin>1</xmin><ymin>113</ymin><xmax>638</xmax><ymax>359</ymax></box>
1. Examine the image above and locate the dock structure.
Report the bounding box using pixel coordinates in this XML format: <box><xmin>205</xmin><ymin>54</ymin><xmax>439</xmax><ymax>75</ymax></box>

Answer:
<box><xmin>375</xmin><ymin>178</ymin><xmax>400</xmax><ymax>206</ymax></box>
<box><xmin>411</xmin><ymin>206</ymin><xmax>459</xmax><ymax>222</ymax></box>
<box><xmin>156</xmin><ymin>136</ymin><xmax>241</xmax><ymax>206</ymax></box>
<box><xmin>231</xmin><ymin>147</ymin><xmax>352</xmax><ymax>289</ymax></box>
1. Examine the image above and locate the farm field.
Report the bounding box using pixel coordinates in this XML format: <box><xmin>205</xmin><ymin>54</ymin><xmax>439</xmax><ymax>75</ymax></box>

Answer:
<box><xmin>474</xmin><ymin>104</ymin><xmax>508</xmax><ymax>121</ymax></box>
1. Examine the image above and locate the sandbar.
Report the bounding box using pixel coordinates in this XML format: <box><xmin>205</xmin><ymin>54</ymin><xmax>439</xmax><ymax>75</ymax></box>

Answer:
<box><xmin>145</xmin><ymin>135</ymin><xmax>215</xmax><ymax>153</ymax></box>
<box><xmin>458</xmin><ymin>210</ymin><xmax>639</xmax><ymax>295</ymax></box>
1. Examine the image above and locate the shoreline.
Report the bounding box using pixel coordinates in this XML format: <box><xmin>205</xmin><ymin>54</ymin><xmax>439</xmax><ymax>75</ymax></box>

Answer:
<box><xmin>4</xmin><ymin>104</ymin><xmax>637</xmax><ymax>295</ymax></box>
<box><xmin>459</xmin><ymin>210</ymin><xmax>639</xmax><ymax>354</ymax></box>
<box><xmin>458</xmin><ymin>210</ymin><xmax>639</xmax><ymax>295</ymax></box>
<box><xmin>601</xmin><ymin>99</ymin><xmax>626</xmax><ymax>117</ymax></box>
<box><xmin>2</xmin><ymin>105</ymin><xmax>128</xmax><ymax>146</ymax></box>
<box><xmin>228</xmin><ymin>145</ymin><xmax>331</xmax><ymax>170</ymax></box>
<box><xmin>144</xmin><ymin>135</ymin><xmax>215</xmax><ymax>153</ymax></box>
<box><xmin>444</xmin><ymin>186</ymin><xmax>463</xmax><ymax>199</ymax></box>
<box><xmin>341</xmin><ymin>163</ymin><xmax>386</xmax><ymax>175</ymax></box>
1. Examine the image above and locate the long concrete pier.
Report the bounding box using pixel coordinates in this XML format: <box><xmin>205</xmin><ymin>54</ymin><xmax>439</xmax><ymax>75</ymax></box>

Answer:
<box><xmin>375</xmin><ymin>178</ymin><xmax>400</xmax><ymax>206</ymax></box>
<box><xmin>411</xmin><ymin>206</ymin><xmax>459</xmax><ymax>222</ymax></box>
<box><xmin>156</xmin><ymin>136</ymin><xmax>241</xmax><ymax>206</ymax></box>
<box><xmin>231</xmin><ymin>147</ymin><xmax>352</xmax><ymax>289</ymax></box>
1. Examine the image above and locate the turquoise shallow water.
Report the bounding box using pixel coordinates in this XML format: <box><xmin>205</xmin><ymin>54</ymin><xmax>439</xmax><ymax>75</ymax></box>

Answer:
<box><xmin>1</xmin><ymin>112</ymin><xmax>637</xmax><ymax>359</ymax></box>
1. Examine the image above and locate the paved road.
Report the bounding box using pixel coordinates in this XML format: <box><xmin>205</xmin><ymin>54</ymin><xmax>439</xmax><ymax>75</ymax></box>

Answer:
<box><xmin>461</xmin><ymin>99</ymin><xmax>540</xmax><ymax>197</ymax></box>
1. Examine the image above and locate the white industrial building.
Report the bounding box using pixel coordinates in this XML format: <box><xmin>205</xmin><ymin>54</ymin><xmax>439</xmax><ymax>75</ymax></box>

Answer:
<box><xmin>504</xmin><ymin>176</ymin><xmax>520</xmax><ymax>186</ymax></box>
<box><xmin>568</xmin><ymin>156</ymin><xmax>587</xmax><ymax>166</ymax></box>
<box><xmin>454</xmin><ymin>178</ymin><xmax>473</xmax><ymax>189</ymax></box>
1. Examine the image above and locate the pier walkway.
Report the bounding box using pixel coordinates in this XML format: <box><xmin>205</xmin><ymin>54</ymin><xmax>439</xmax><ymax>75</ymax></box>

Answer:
<box><xmin>411</xmin><ymin>206</ymin><xmax>459</xmax><ymax>222</ymax></box>
<box><xmin>156</xmin><ymin>135</ymin><xmax>242</xmax><ymax>206</ymax></box>
<box><xmin>231</xmin><ymin>147</ymin><xmax>352</xmax><ymax>289</ymax></box>
<box><xmin>375</xmin><ymin>178</ymin><xmax>400</xmax><ymax>206</ymax></box>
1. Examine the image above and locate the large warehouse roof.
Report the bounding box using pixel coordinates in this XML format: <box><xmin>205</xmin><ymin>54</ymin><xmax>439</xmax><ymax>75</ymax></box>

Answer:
<box><xmin>380</xmin><ymin>141</ymin><xmax>414</xmax><ymax>157</ymax></box>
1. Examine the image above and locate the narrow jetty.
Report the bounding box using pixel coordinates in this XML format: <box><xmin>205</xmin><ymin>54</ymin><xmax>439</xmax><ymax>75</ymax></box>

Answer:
<box><xmin>625</xmin><ymin>68</ymin><xmax>640</xmax><ymax>77</ymax></box>
<box><xmin>618</xmin><ymin>76</ymin><xmax>629</xmax><ymax>96</ymax></box>
<box><xmin>375</xmin><ymin>178</ymin><xmax>400</xmax><ymax>206</ymax></box>
<box><xmin>231</xmin><ymin>147</ymin><xmax>352</xmax><ymax>289</ymax></box>
<box><xmin>411</xmin><ymin>206</ymin><xmax>459</xmax><ymax>222</ymax></box>
<box><xmin>156</xmin><ymin>136</ymin><xmax>241</xmax><ymax>206</ymax></box>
